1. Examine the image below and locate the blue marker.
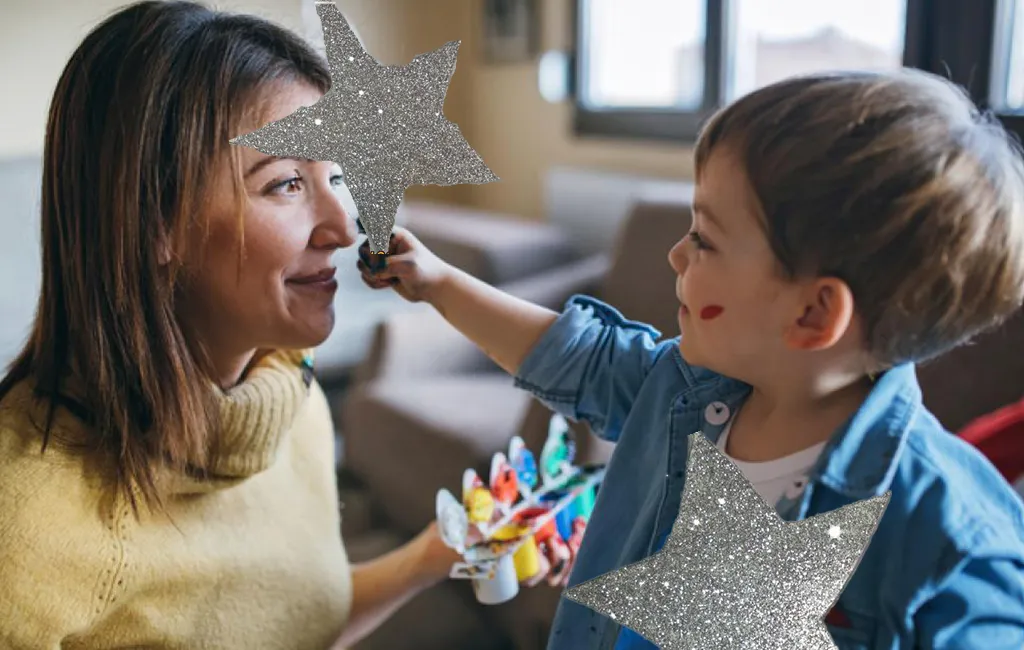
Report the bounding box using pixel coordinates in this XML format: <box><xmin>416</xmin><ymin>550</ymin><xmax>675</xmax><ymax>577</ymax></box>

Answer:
<box><xmin>539</xmin><ymin>491</ymin><xmax>575</xmax><ymax>540</ymax></box>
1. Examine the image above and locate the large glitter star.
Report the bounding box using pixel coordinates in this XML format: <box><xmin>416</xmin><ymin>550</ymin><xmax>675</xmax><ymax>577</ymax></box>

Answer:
<box><xmin>230</xmin><ymin>1</ymin><xmax>498</xmax><ymax>254</ymax></box>
<box><xmin>565</xmin><ymin>432</ymin><xmax>890</xmax><ymax>650</ymax></box>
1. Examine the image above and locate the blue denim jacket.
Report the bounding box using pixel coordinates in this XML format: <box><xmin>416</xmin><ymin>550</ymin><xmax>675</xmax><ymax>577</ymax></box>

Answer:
<box><xmin>514</xmin><ymin>296</ymin><xmax>1024</xmax><ymax>650</ymax></box>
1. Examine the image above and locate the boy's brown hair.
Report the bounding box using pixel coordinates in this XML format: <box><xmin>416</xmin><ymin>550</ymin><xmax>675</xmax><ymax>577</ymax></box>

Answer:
<box><xmin>694</xmin><ymin>69</ymin><xmax>1024</xmax><ymax>367</ymax></box>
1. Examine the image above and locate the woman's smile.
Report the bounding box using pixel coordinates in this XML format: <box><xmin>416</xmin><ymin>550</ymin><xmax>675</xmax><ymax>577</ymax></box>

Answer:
<box><xmin>286</xmin><ymin>266</ymin><xmax>339</xmax><ymax>297</ymax></box>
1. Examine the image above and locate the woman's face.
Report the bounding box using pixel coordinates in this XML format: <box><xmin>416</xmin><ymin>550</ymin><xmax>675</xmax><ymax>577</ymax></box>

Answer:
<box><xmin>179</xmin><ymin>81</ymin><xmax>357</xmax><ymax>384</ymax></box>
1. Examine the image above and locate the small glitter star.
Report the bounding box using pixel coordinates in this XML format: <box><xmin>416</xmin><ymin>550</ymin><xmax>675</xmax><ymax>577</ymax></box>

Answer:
<box><xmin>229</xmin><ymin>1</ymin><xmax>498</xmax><ymax>253</ymax></box>
<box><xmin>828</xmin><ymin>525</ymin><xmax>842</xmax><ymax>540</ymax></box>
<box><xmin>564</xmin><ymin>433</ymin><xmax>890</xmax><ymax>650</ymax></box>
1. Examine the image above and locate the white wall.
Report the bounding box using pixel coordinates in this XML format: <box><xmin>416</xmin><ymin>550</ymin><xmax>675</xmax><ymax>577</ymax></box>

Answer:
<box><xmin>0</xmin><ymin>0</ymin><xmax>305</xmax><ymax>160</ymax></box>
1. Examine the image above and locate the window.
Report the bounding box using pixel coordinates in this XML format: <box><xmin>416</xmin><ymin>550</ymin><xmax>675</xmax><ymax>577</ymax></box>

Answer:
<box><xmin>574</xmin><ymin>0</ymin><xmax>1023</xmax><ymax>142</ymax></box>
<box><xmin>578</xmin><ymin>0</ymin><xmax>706</xmax><ymax>110</ymax></box>
<box><xmin>575</xmin><ymin>0</ymin><xmax>909</xmax><ymax>140</ymax></box>
<box><xmin>725</xmin><ymin>0</ymin><xmax>907</xmax><ymax>102</ymax></box>
<box><xmin>990</xmin><ymin>0</ymin><xmax>1024</xmax><ymax>112</ymax></box>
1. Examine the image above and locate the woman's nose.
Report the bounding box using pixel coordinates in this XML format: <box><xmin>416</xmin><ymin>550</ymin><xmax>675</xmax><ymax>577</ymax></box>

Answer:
<box><xmin>310</xmin><ymin>191</ymin><xmax>358</xmax><ymax>250</ymax></box>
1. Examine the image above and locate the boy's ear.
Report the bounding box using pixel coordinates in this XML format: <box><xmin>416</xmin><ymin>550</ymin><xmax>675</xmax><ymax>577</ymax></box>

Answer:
<box><xmin>783</xmin><ymin>277</ymin><xmax>855</xmax><ymax>351</ymax></box>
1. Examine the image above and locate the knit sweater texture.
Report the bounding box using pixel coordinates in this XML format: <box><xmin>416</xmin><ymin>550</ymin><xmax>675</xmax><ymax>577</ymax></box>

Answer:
<box><xmin>0</xmin><ymin>349</ymin><xmax>352</xmax><ymax>649</ymax></box>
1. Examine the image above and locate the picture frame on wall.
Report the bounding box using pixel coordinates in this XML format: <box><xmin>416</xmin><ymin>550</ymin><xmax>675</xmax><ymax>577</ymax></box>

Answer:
<box><xmin>482</xmin><ymin>0</ymin><xmax>539</xmax><ymax>63</ymax></box>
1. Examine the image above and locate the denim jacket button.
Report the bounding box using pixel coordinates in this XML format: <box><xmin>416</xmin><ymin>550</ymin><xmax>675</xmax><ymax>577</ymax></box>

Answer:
<box><xmin>705</xmin><ymin>401</ymin><xmax>731</xmax><ymax>425</ymax></box>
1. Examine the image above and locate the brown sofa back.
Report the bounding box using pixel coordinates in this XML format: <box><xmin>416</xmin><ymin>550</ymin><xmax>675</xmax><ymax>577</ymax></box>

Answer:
<box><xmin>916</xmin><ymin>309</ymin><xmax>1024</xmax><ymax>432</ymax></box>
<box><xmin>599</xmin><ymin>200</ymin><xmax>693</xmax><ymax>339</ymax></box>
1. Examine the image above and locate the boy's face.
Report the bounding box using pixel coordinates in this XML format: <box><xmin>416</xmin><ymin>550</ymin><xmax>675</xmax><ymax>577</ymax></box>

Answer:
<box><xmin>668</xmin><ymin>146</ymin><xmax>803</xmax><ymax>381</ymax></box>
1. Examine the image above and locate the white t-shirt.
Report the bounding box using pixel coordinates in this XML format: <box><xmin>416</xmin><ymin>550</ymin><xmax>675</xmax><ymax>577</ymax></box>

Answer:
<box><xmin>717</xmin><ymin>416</ymin><xmax>826</xmax><ymax>510</ymax></box>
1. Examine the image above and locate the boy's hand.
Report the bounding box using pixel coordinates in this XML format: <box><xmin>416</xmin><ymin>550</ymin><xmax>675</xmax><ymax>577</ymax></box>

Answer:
<box><xmin>357</xmin><ymin>227</ymin><xmax>453</xmax><ymax>304</ymax></box>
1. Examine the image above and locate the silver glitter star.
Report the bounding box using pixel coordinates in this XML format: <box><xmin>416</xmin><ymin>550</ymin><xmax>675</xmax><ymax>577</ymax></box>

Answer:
<box><xmin>565</xmin><ymin>432</ymin><xmax>890</xmax><ymax>650</ymax></box>
<box><xmin>230</xmin><ymin>1</ymin><xmax>498</xmax><ymax>253</ymax></box>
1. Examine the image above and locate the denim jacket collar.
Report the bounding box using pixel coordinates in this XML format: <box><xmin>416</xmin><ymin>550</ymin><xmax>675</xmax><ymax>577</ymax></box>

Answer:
<box><xmin>814</xmin><ymin>363</ymin><xmax>920</xmax><ymax>499</ymax></box>
<box><xmin>673</xmin><ymin>346</ymin><xmax>921</xmax><ymax>502</ymax></box>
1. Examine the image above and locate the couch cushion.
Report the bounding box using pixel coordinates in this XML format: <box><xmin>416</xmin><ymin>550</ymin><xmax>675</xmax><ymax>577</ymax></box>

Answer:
<box><xmin>343</xmin><ymin>529</ymin><xmax>510</xmax><ymax>650</ymax></box>
<box><xmin>338</xmin><ymin>374</ymin><xmax>533</xmax><ymax>533</ymax></box>
<box><xmin>338</xmin><ymin>486</ymin><xmax>379</xmax><ymax>540</ymax></box>
<box><xmin>484</xmin><ymin>584</ymin><xmax>563</xmax><ymax>650</ymax></box>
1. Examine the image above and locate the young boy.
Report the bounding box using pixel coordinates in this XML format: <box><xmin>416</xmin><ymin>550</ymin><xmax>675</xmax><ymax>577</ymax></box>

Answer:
<box><xmin>358</xmin><ymin>69</ymin><xmax>1024</xmax><ymax>649</ymax></box>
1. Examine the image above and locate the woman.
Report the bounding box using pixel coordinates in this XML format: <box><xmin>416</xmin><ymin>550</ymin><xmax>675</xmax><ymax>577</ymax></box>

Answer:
<box><xmin>0</xmin><ymin>2</ymin><xmax>459</xmax><ymax>647</ymax></box>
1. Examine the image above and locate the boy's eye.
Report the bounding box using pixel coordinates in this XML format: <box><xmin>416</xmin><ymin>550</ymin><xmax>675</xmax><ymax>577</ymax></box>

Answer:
<box><xmin>687</xmin><ymin>231</ymin><xmax>712</xmax><ymax>251</ymax></box>
<box><xmin>330</xmin><ymin>174</ymin><xmax>344</xmax><ymax>187</ymax></box>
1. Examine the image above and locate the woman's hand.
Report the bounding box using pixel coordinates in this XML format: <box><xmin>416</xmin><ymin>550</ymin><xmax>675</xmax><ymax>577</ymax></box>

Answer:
<box><xmin>336</xmin><ymin>522</ymin><xmax>461</xmax><ymax>649</ymax></box>
<box><xmin>409</xmin><ymin>520</ymin><xmax>574</xmax><ymax>590</ymax></box>
<box><xmin>408</xmin><ymin>521</ymin><xmax>463</xmax><ymax>585</ymax></box>
<box><xmin>357</xmin><ymin>227</ymin><xmax>454</xmax><ymax>305</ymax></box>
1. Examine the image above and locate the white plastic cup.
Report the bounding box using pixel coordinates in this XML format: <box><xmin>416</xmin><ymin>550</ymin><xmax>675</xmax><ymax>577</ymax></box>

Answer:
<box><xmin>472</xmin><ymin>554</ymin><xmax>520</xmax><ymax>605</ymax></box>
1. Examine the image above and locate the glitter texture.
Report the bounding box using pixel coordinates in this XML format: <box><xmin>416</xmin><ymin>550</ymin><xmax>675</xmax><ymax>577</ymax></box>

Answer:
<box><xmin>230</xmin><ymin>1</ymin><xmax>498</xmax><ymax>254</ymax></box>
<box><xmin>565</xmin><ymin>432</ymin><xmax>890</xmax><ymax>649</ymax></box>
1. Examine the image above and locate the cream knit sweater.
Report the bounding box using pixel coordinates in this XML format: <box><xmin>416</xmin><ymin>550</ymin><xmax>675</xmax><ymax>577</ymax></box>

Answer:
<box><xmin>0</xmin><ymin>349</ymin><xmax>352</xmax><ymax>649</ymax></box>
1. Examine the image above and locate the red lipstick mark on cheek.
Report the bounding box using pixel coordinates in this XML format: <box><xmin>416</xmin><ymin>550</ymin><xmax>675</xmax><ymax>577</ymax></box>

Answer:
<box><xmin>699</xmin><ymin>305</ymin><xmax>724</xmax><ymax>320</ymax></box>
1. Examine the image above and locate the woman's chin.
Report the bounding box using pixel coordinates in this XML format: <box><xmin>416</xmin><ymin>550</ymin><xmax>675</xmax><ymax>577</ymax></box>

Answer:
<box><xmin>284</xmin><ymin>312</ymin><xmax>336</xmax><ymax>350</ymax></box>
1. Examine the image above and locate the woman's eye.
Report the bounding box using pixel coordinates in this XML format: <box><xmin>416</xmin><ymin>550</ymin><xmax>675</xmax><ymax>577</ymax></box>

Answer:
<box><xmin>268</xmin><ymin>175</ymin><xmax>303</xmax><ymax>195</ymax></box>
<box><xmin>265</xmin><ymin>171</ymin><xmax>344</xmax><ymax>196</ymax></box>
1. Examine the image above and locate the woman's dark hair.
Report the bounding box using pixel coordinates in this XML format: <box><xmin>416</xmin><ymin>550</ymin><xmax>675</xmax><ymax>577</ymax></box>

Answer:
<box><xmin>0</xmin><ymin>0</ymin><xmax>330</xmax><ymax>514</ymax></box>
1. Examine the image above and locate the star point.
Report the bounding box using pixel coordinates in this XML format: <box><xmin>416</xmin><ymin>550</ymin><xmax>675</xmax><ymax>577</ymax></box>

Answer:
<box><xmin>564</xmin><ymin>432</ymin><xmax>890</xmax><ymax>650</ymax></box>
<box><xmin>229</xmin><ymin>1</ymin><xmax>497</xmax><ymax>253</ymax></box>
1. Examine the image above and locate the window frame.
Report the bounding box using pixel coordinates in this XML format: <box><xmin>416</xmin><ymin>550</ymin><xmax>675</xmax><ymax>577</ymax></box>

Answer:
<box><xmin>571</xmin><ymin>0</ymin><xmax>1024</xmax><ymax>143</ymax></box>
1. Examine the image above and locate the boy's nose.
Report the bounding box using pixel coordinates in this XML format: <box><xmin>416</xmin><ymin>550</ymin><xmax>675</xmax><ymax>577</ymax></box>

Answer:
<box><xmin>667</xmin><ymin>238</ymin><xmax>688</xmax><ymax>274</ymax></box>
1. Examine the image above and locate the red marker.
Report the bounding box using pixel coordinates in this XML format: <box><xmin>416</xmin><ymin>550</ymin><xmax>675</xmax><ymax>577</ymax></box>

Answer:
<box><xmin>700</xmin><ymin>305</ymin><xmax>724</xmax><ymax>320</ymax></box>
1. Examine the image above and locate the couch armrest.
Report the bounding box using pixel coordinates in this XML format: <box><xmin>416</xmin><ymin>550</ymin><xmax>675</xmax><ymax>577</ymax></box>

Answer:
<box><xmin>351</xmin><ymin>305</ymin><xmax>497</xmax><ymax>384</ymax></box>
<box><xmin>352</xmin><ymin>254</ymin><xmax>611</xmax><ymax>384</ymax></box>
<box><xmin>402</xmin><ymin>201</ymin><xmax>581</xmax><ymax>286</ymax></box>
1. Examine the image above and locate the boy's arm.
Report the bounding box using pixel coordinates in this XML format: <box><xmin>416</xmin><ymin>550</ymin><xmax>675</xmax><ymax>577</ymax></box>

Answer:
<box><xmin>431</xmin><ymin>267</ymin><xmax>671</xmax><ymax>440</ymax></box>
<box><xmin>360</xmin><ymin>230</ymin><xmax>672</xmax><ymax>441</ymax></box>
<box><xmin>427</xmin><ymin>265</ymin><xmax>559</xmax><ymax>376</ymax></box>
<box><xmin>509</xmin><ymin>294</ymin><xmax>670</xmax><ymax>440</ymax></box>
<box><xmin>428</xmin><ymin>268</ymin><xmax>670</xmax><ymax>437</ymax></box>
<box><xmin>914</xmin><ymin>554</ymin><xmax>1024</xmax><ymax>648</ymax></box>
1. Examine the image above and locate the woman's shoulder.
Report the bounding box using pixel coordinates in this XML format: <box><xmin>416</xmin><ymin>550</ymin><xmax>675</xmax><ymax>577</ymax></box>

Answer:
<box><xmin>0</xmin><ymin>380</ymin><xmax>119</xmax><ymax>529</ymax></box>
<box><xmin>0</xmin><ymin>382</ymin><xmax>124</xmax><ymax>635</ymax></box>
